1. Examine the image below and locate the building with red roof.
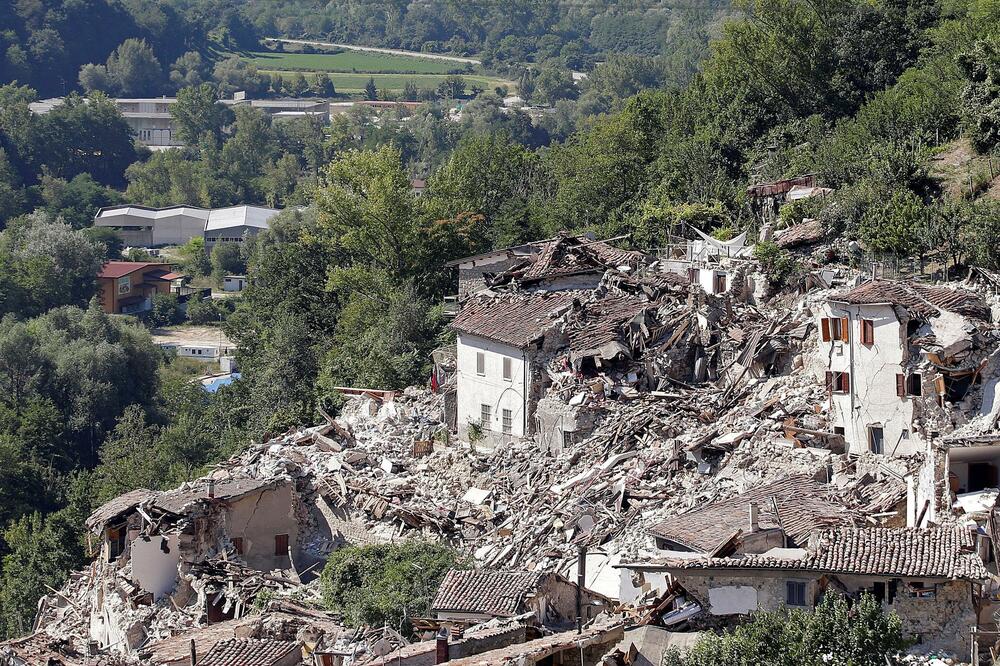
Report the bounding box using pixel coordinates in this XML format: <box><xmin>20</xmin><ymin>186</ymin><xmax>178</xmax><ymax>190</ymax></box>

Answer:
<box><xmin>96</xmin><ymin>261</ymin><xmax>185</xmax><ymax>315</ymax></box>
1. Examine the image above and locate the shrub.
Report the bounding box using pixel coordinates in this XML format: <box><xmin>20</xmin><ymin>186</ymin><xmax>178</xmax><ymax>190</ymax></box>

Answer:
<box><xmin>147</xmin><ymin>293</ymin><xmax>184</xmax><ymax>327</ymax></box>
<box><xmin>320</xmin><ymin>541</ymin><xmax>464</xmax><ymax>633</ymax></box>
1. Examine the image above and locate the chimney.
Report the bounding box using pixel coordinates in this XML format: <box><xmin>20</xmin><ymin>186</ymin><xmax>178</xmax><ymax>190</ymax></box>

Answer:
<box><xmin>748</xmin><ymin>502</ymin><xmax>759</xmax><ymax>533</ymax></box>
<box><xmin>435</xmin><ymin>628</ymin><xmax>450</xmax><ymax>663</ymax></box>
<box><xmin>207</xmin><ymin>478</ymin><xmax>215</xmax><ymax>499</ymax></box>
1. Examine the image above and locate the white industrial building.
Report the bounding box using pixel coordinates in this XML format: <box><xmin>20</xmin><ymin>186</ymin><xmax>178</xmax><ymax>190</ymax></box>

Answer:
<box><xmin>94</xmin><ymin>205</ymin><xmax>280</xmax><ymax>249</ymax></box>
<box><xmin>204</xmin><ymin>206</ymin><xmax>280</xmax><ymax>249</ymax></box>
<box><xmin>94</xmin><ymin>205</ymin><xmax>210</xmax><ymax>247</ymax></box>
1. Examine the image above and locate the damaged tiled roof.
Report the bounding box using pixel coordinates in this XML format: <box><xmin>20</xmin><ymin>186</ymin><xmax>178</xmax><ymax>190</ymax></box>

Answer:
<box><xmin>491</xmin><ymin>235</ymin><xmax>646</xmax><ymax>286</ymax></box>
<box><xmin>831</xmin><ymin>280</ymin><xmax>990</xmax><ymax>320</ymax></box>
<box><xmin>660</xmin><ymin>526</ymin><xmax>987</xmax><ymax>580</ymax></box>
<box><xmin>432</xmin><ymin>569</ymin><xmax>545</xmax><ymax>617</ymax></box>
<box><xmin>568</xmin><ymin>295</ymin><xmax>653</xmax><ymax>360</ymax></box>
<box><xmin>85</xmin><ymin>478</ymin><xmax>284</xmax><ymax>531</ymax></box>
<box><xmin>775</xmin><ymin>219</ymin><xmax>824</xmax><ymax>249</ymax></box>
<box><xmin>197</xmin><ymin>638</ymin><xmax>299</xmax><ymax>665</ymax></box>
<box><xmin>86</xmin><ymin>488</ymin><xmax>158</xmax><ymax>531</ymax></box>
<box><xmin>648</xmin><ymin>476</ymin><xmax>850</xmax><ymax>552</ymax></box>
<box><xmin>153</xmin><ymin>477</ymin><xmax>282</xmax><ymax>515</ymax></box>
<box><xmin>451</xmin><ymin>292</ymin><xmax>579</xmax><ymax>348</ymax></box>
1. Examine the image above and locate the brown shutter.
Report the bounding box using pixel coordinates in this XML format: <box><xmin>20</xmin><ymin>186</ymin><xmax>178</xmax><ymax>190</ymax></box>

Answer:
<box><xmin>861</xmin><ymin>320</ymin><xmax>874</xmax><ymax>345</ymax></box>
<box><xmin>934</xmin><ymin>376</ymin><xmax>945</xmax><ymax>396</ymax></box>
<box><xmin>825</xmin><ymin>371</ymin><xmax>833</xmax><ymax>393</ymax></box>
<box><xmin>840</xmin><ymin>317</ymin><xmax>850</xmax><ymax>342</ymax></box>
<box><xmin>896</xmin><ymin>373</ymin><xmax>905</xmax><ymax>397</ymax></box>
<box><xmin>840</xmin><ymin>372</ymin><xmax>850</xmax><ymax>392</ymax></box>
<box><xmin>821</xmin><ymin>318</ymin><xmax>831</xmax><ymax>342</ymax></box>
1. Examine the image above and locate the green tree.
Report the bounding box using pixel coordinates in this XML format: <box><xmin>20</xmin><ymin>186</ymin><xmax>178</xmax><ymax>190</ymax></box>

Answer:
<box><xmin>169</xmin><ymin>51</ymin><xmax>205</xmax><ymax>90</ymax></box>
<box><xmin>176</xmin><ymin>236</ymin><xmax>211</xmax><ymax>277</ymax></box>
<box><xmin>364</xmin><ymin>76</ymin><xmax>378</xmax><ymax>101</ymax></box>
<box><xmin>93</xmin><ymin>405</ymin><xmax>165</xmax><ymax>503</ymax></box>
<box><xmin>78</xmin><ymin>63</ymin><xmax>111</xmax><ymax>93</ymax></box>
<box><xmin>210</xmin><ymin>242</ymin><xmax>245</xmax><ymax>285</ymax></box>
<box><xmin>39</xmin><ymin>173</ymin><xmax>122</xmax><ymax>229</ymax></box>
<box><xmin>147</xmin><ymin>293</ymin><xmax>184</xmax><ymax>327</ymax></box>
<box><xmin>664</xmin><ymin>593</ymin><xmax>907</xmax><ymax>666</ymax></box>
<box><xmin>106</xmin><ymin>38</ymin><xmax>162</xmax><ymax>96</ymax></box>
<box><xmin>286</xmin><ymin>72</ymin><xmax>309</xmax><ymax>97</ymax></box>
<box><xmin>0</xmin><ymin>507</ymin><xmax>86</xmax><ymax>639</ymax></box>
<box><xmin>533</xmin><ymin>67</ymin><xmax>577</xmax><ymax>105</ymax></box>
<box><xmin>320</xmin><ymin>541</ymin><xmax>464</xmax><ymax>633</ymax></box>
<box><xmin>427</xmin><ymin>132</ymin><xmax>543</xmax><ymax>248</ymax></box>
<box><xmin>0</xmin><ymin>212</ymin><xmax>105</xmax><ymax>317</ymax></box>
<box><xmin>170</xmin><ymin>84</ymin><xmax>235</xmax><ymax>146</ymax></box>
<box><xmin>316</xmin><ymin>146</ymin><xmax>422</xmax><ymax>289</ymax></box>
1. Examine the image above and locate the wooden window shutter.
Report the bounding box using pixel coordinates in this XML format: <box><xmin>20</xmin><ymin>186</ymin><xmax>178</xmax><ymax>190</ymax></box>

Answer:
<box><xmin>821</xmin><ymin>318</ymin><xmax>831</xmax><ymax>342</ymax></box>
<box><xmin>839</xmin><ymin>372</ymin><xmax>850</xmax><ymax>392</ymax></box>
<box><xmin>896</xmin><ymin>374</ymin><xmax>905</xmax><ymax>397</ymax></box>
<box><xmin>825</xmin><ymin>371</ymin><xmax>834</xmax><ymax>393</ymax></box>
<box><xmin>274</xmin><ymin>534</ymin><xmax>289</xmax><ymax>556</ymax></box>
<box><xmin>934</xmin><ymin>376</ymin><xmax>945</xmax><ymax>395</ymax></box>
<box><xmin>861</xmin><ymin>320</ymin><xmax>874</xmax><ymax>345</ymax></box>
<box><xmin>840</xmin><ymin>317</ymin><xmax>850</xmax><ymax>342</ymax></box>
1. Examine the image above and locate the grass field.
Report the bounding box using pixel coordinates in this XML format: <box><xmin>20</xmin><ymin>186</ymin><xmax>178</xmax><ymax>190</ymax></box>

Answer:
<box><xmin>264</xmin><ymin>70</ymin><xmax>513</xmax><ymax>94</ymax></box>
<box><xmin>244</xmin><ymin>50</ymin><xmax>464</xmax><ymax>75</ymax></box>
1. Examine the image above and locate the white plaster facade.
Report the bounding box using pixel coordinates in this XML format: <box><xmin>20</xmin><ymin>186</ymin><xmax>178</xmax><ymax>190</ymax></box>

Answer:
<box><xmin>815</xmin><ymin>301</ymin><xmax>922</xmax><ymax>457</ymax></box>
<box><xmin>455</xmin><ymin>333</ymin><xmax>529</xmax><ymax>446</ymax></box>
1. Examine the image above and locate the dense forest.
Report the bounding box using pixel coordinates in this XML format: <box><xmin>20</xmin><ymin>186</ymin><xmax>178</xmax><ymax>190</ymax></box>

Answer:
<box><xmin>4</xmin><ymin>0</ymin><xmax>1000</xmax><ymax>642</ymax></box>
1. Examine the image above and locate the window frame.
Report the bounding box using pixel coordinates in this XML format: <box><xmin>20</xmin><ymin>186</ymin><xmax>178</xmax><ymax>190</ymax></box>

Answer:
<box><xmin>480</xmin><ymin>403</ymin><xmax>491</xmax><ymax>430</ymax></box>
<box><xmin>868</xmin><ymin>425</ymin><xmax>885</xmax><ymax>455</ymax></box>
<box><xmin>860</xmin><ymin>319</ymin><xmax>875</xmax><ymax>345</ymax></box>
<box><xmin>476</xmin><ymin>351</ymin><xmax>485</xmax><ymax>376</ymax></box>
<box><xmin>502</xmin><ymin>356</ymin><xmax>512</xmax><ymax>381</ymax></box>
<box><xmin>786</xmin><ymin>580</ymin><xmax>808</xmax><ymax>607</ymax></box>
<box><xmin>502</xmin><ymin>408</ymin><xmax>513</xmax><ymax>434</ymax></box>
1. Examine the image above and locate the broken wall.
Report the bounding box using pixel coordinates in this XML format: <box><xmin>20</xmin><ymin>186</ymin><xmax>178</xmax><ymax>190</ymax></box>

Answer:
<box><xmin>534</xmin><ymin>395</ymin><xmax>599</xmax><ymax>456</ymax></box>
<box><xmin>224</xmin><ymin>484</ymin><xmax>299</xmax><ymax>572</ymax></box>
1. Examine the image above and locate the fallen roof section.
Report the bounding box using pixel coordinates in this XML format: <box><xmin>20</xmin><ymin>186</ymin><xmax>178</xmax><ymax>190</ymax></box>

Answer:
<box><xmin>648</xmin><ymin>476</ymin><xmax>851</xmax><ymax>552</ymax></box>
<box><xmin>447</xmin><ymin>621</ymin><xmax>625</xmax><ymax>666</ymax></box>
<box><xmin>830</xmin><ymin>280</ymin><xmax>990</xmax><ymax>320</ymax></box>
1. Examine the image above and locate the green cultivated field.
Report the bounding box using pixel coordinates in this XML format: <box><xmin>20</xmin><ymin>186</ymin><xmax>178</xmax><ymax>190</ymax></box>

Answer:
<box><xmin>244</xmin><ymin>50</ymin><xmax>461</xmax><ymax>75</ymax></box>
<box><xmin>266</xmin><ymin>70</ymin><xmax>512</xmax><ymax>94</ymax></box>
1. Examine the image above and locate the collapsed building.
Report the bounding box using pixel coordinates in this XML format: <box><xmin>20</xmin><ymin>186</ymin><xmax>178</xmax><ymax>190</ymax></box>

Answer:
<box><xmin>21</xmin><ymin>217</ymin><xmax>1000</xmax><ymax>664</ymax></box>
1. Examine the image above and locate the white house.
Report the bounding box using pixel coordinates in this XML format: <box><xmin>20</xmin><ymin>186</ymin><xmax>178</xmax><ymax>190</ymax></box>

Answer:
<box><xmin>223</xmin><ymin>275</ymin><xmax>248</xmax><ymax>292</ymax></box>
<box><xmin>816</xmin><ymin>280</ymin><xmax>991</xmax><ymax>457</ymax></box>
<box><xmin>450</xmin><ymin>291</ymin><xmax>578</xmax><ymax>447</ymax></box>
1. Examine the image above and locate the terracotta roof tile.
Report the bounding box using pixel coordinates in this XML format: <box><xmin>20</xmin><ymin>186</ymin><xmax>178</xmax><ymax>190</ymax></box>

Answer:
<box><xmin>98</xmin><ymin>261</ymin><xmax>172</xmax><ymax>279</ymax></box>
<box><xmin>431</xmin><ymin>570</ymin><xmax>545</xmax><ymax>617</ymax></box>
<box><xmin>648</xmin><ymin>476</ymin><xmax>851</xmax><ymax>552</ymax></box>
<box><xmin>492</xmin><ymin>236</ymin><xmax>646</xmax><ymax>286</ymax></box>
<box><xmin>832</xmin><ymin>280</ymin><xmax>989</xmax><ymax>320</ymax></box>
<box><xmin>567</xmin><ymin>295</ymin><xmax>652</xmax><ymax>359</ymax></box>
<box><xmin>198</xmin><ymin>638</ymin><xmax>299</xmax><ymax>666</ymax></box>
<box><xmin>660</xmin><ymin>527</ymin><xmax>987</xmax><ymax>580</ymax></box>
<box><xmin>451</xmin><ymin>292</ymin><xmax>579</xmax><ymax>348</ymax></box>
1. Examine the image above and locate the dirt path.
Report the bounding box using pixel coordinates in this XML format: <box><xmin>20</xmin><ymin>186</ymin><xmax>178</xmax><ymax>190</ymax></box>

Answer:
<box><xmin>265</xmin><ymin>38</ymin><xmax>482</xmax><ymax>65</ymax></box>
